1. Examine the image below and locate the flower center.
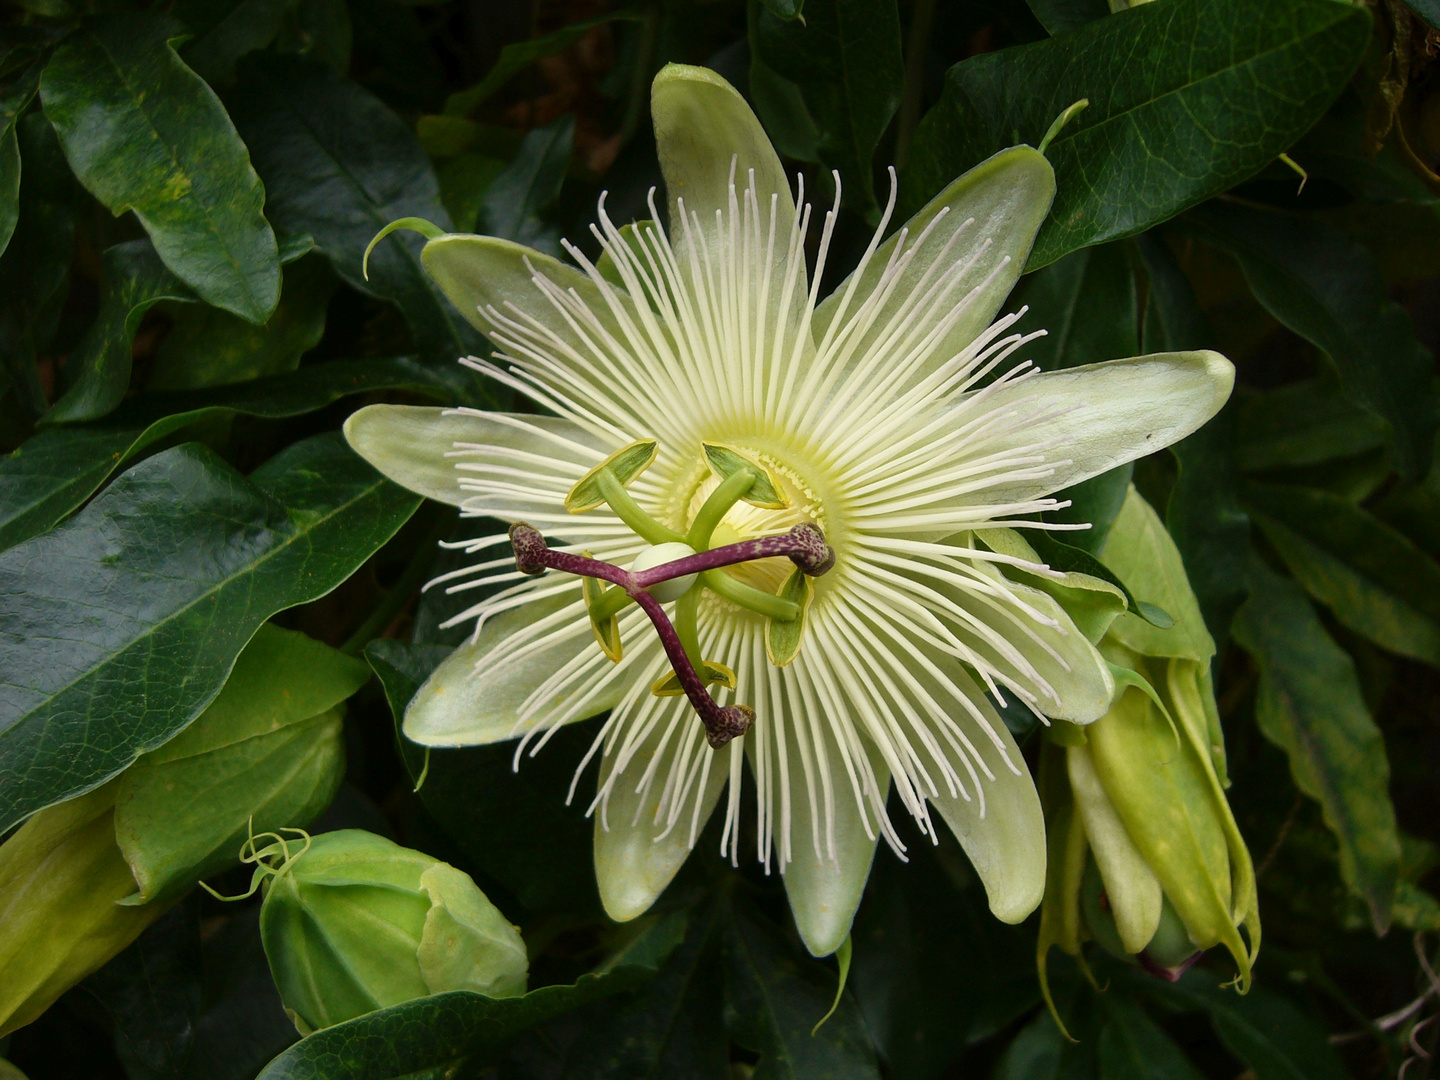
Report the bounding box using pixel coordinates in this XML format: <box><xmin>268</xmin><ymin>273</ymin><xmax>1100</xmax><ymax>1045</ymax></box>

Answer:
<box><xmin>505</xmin><ymin>440</ymin><xmax>836</xmax><ymax>748</ymax></box>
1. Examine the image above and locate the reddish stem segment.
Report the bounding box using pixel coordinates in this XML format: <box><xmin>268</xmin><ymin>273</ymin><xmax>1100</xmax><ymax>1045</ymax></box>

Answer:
<box><xmin>507</xmin><ymin>522</ymin><xmax>834</xmax><ymax>748</ymax></box>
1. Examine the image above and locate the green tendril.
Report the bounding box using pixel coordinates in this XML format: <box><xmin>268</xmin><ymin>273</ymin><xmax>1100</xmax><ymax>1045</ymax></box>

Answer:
<box><xmin>200</xmin><ymin>819</ymin><xmax>313</xmax><ymax>902</ymax></box>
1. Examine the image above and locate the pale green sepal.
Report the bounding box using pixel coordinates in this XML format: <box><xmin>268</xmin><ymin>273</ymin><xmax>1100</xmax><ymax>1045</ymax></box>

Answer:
<box><xmin>919</xmin><ymin>669</ymin><xmax>1047</xmax><ymax>924</ymax></box>
<box><xmin>650</xmin><ymin>64</ymin><xmax>795</xmax><ymax>246</ymax></box>
<box><xmin>978</xmin><ymin>528</ymin><xmax>1127</xmax><ymax>645</ymax></box>
<box><xmin>404</xmin><ymin>593</ymin><xmax>632</xmax><ymax>747</ymax></box>
<box><xmin>344</xmin><ymin>404</ymin><xmax>611</xmax><ymax>535</ymax></box>
<box><xmin>416</xmin><ymin>862</ymin><xmax>528</xmax><ymax>998</ymax></box>
<box><xmin>1099</xmin><ymin>486</ymin><xmax>1215</xmax><ymax>662</ymax></box>
<box><xmin>567</xmin><ymin>440</ymin><xmax>658</xmax><ymax>513</ymax></box>
<box><xmin>777</xmin><ymin>732</ymin><xmax>888</xmax><ymax>956</ymax></box>
<box><xmin>1066</xmin><ymin>743</ymin><xmax>1162</xmax><ymax>954</ymax></box>
<box><xmin>420</xmin><ymin>232</ymin><xmax>642</xmax><ymax>340</ymax></box>
<box><xmin>811</xmin><ymin>146</ymin><xmax>1054</xmax><ymax>387</ymax></box>
<box><xmin>594</xmin><ymin>731</ymin><xmax>731</xmax><ymax>922</ymax></box>
<box><xmin>971</xmin><ymin>352</ymin><xmax>1235</xmax><ymax>507</ymax></box>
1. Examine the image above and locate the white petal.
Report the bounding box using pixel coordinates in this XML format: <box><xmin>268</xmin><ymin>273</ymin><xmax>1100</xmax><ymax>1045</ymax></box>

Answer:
<box><xmin>593</xmin><ymin>702</ymin><xmax>731</xmax><ymax>922</ymax></box>
<box><xmin>967</xmin><ymin>351</ymin><xmax>1234</xmax><ymax>505</ymax></box>
<box><xmin>404</xmin><ymin>591</ymin><xmax>633</xmax><ymax>747</ymax></box>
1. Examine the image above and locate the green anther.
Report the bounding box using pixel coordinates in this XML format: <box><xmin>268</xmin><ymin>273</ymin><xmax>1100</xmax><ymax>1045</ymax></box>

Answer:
<box><xmin>686</xmin><ymin>468</ymin><xmax>757</xmax><ymax>549</ymax></box>
<box><xmin>702</xmin><ymin>444</ymin><xmax>789</xmax><ymax>509</ymax></box>
<box><xmin>582</xmin><ymin>570</ymin><xmax>622</xmax><ymax>662</ymax></box>
<box><xmin>702</xmin><ymin>570</ymin><xmax>801</xmax><ymax>622</ymax></box>
<box><xmin>766</xmin><ymin>569</ymin><xmax>812</xmax><ymax>667</ymax></box>
<box><xmin>651</xmin><ymin>659</ymin><xmax>735</xmax><ymax>698</ymax></box>
<box><xmin>596</xmin><ymin>469</ymin><xmax>684</xmax><ymax>545</ymax></box>
<box><xmin>566</xmin><ymin>440</ymin><xmax>658</xmax><ymax>512</ymax></box>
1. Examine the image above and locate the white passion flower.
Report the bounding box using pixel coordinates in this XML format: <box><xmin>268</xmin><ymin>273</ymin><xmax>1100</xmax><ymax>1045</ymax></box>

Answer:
<box><xmin>345</xmin><ymin>64</ymin><xmax>1234</xmax><ymax>957</ymax></box>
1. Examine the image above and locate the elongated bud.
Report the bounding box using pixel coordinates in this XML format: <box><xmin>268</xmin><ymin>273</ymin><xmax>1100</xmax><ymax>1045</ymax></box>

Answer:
<box><xmin>257</xmin><ymin>829</ymin><xmax>527</xmax><ymax>1033</ymax></box>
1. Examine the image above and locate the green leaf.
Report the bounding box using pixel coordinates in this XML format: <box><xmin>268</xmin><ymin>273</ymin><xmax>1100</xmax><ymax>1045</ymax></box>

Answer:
<box><xmin>1187</xmin><ymin>201</ymin><xmax>1437</xmax><ymax>478</ymax></box>
<box><xmin>1237</xmin><ymin>378</ymin><xmax>1389</xmax><ymax>472</ymax></box>
<box><xmin>0</xmin><ymin>432</ymin><xmax>420</xmax><ymax>834</ymax></box>
<box><xmin>1402</xmin><ymin>0</ymin><xmax>1440</xmax><ymax>31</ymax></box>
<box><xmin>364</xmin><ymin>639</ymin><xmax>601</xmax><ymax>915</ymax></box>
<box><xmin>45</xmin><ymin>240</ymin><xmax>195</xmax><ymax>422</ymax></box>
<box><xmin>0</xmin><ymin>111</ymin><xmax>75</xmax><ymax>418</ymax></box>
<box><xmin>1245</xmin><ymin>482</ymin><xmax>1440</xmax><ymax>666</ymax></box>
<box><xmin>760</xmin><ymin>0</ymin><xmax>804</xmax><ymax>18</ymax></box>
<box><xmin>40</xmin><ymin>14</ymin><xmax>281</xmax><ymax>323</ymax></box>
<box><xmin>477</xmin><ymin>115</ymin><xmax>572</xmax><ymax>255</ymax></box>
<box><xmin>254</xmin><ymin>937</ymin><xmax>674</xmax><ymax>1078</ymax></box>
<box><xmin>436</xmin><ymin>152</ymin><xmax>506</xmax><ymax>234</ymax></box>
<box><xmin>113</xmin><ymin>623</ymin><xmax>364</xmax><ymax>903</ymax></box>
<box><xmin>1097</xmin><ymin>995</ymin><xmax>1205</xmax><ymax>1080</ymax></box>
<box><xmin>1010</xmin><ymin>242</ymin><xmax>1138</xmax><ymax>371</ymax></box>
<box><xmin>1231</xmin><ymin>558</ymin><xmax>1401</xmax><ymax>931</ymax></box>
<box><xmin>174</xmin><ymin>0</ymin><xmax>300</xmax><ymax>86</ymax></box>
<box><xmin>147</xmin><ymin>257</ymin><xmax>335</xmax><ymax>391</ymax></box>
<box><xmin>1138</xmin><ymin>233</ymin><xmax>1249</xmax><ymax>645</ymax></box>
<box><xmin>753</xmin><ymin>0</ymin><xmax>903</xmax><ymax>212</ymax></box>
<box><xmin>0</xmin><ymin>356</ymin><xmax>466</xmax><ymax>553</ymax></box>
<box><xmin>1156</xmin><ymin>969</ymin><xmax>1349</xmax><ymax>1080</ymax></box>
<box><xmin>227</xmin><ymin>53</ymin><xmax>487</xmax><ymax>367</ymax></box>
<box><xmin>1024</xmin><ymin>0</ymin><xmax>1107</xmax><ymax>35</ymax></box>
<box><xmin>442</xmin><ymin>10</ymin><xmax>642</xmax><ymax>117</ymax></box>
<box><xmin>1044</xmin><ymin>465</ymin><xmax>1134</xmax><ymax>556</ymax></box>
<box><xmin>724</xmin><ymin>896</ymin><xmax>881</xmax><ymax>1079</ymax></box>
<box><xmin>904</xmin><ymin>0</ymin><xmax>1370</xmax><ymax>266</ymax></box>
<box><xmin>0</xmin><ymin>61</ymin><xmax>40</xmax><ymax>264</ymax></box>
<box><xmin>1373</xmin><ymin>462</ymin><xmax>1440</xmax><ymax>563</ymax></box>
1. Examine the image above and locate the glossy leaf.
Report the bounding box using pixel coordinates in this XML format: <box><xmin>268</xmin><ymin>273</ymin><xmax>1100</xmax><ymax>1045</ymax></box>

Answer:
<box><xmin>254</xmin><ymin>937</ymin><xmax>674</xmax><ymax>1079</ymax></box>
<box><xmin>174</xmin><ymin>0</ymin><xmax>299</xmax><ymax>86</ymax></box>
<box><xmin>1246</xmin><ymin>482</ymin><xmax>1440</xmax><ymax>666</ymax></box>
<box><xmin>1024</xmin><ymin>0</ymin><xmax>1107</xmax><ymax>35</ymax></box>
<box><xmin>1188</xmin><ymin>200</ymin><xmax>1437</xmax><ymax>477</ymax></box>
<box><xmin>904</xmin><ymin>0</ymin><xmax>1370</xmax><ymax>266</ymax></box>
<box><xmin>0</xmin><ymin>356</ymin><xmax>464</xmax><ymax>553</ymax></box>
<box><xmin>147</xmin><ymin>257</ymin><xmax>334</xmax><ymax>391</ymax></box>
<box><xmin>228</xmin><ymin>53</ymin><xmax>487</xmax><ymax>367</ymax></box>
<box><xmin>477</xmin><ymin>115</ymin><xmax>572</xmax><ymax>254</ymax></box>
<box><xmin>1010</xmin><ymin>242</ymin><xmax>1138</xmax><ymax>371</ymax></box>
<box><xmin>1237</xmin><ymin>378</ymin><xmax>1389</xmax><ymax>472</ymax></box>
<box><xmin>0</xmin><ymin>111</ymin><xmax>76</xmax><ymax>417</ymax></box>
<box><xmin>0</xmin><ymin>433</ymin><xmax>419</xmax><ymax>834</ymax></box>
<box><xmin>45</xmin><ymin>240</ymin><xmax>195</xmax><ymax>422</ymax></box>
<box><xmin>724</xmin><ymin>896</ymin><xmax>881</xmax><ymax>1080</ymax></box>
<box><xmin>443</xmin><ymin>11</ymin><xmax>642</xmax><ymax>117</ymax></box>
<box><xmin>40</xmin><ymin>14</ymin><xmax>281</xmax><ymax>322</ymax></box>
<box><xmin>1231</xmin><ymin>559</ymin><xmax>1401</xmax><ymax>931</ymax></box>
<box><xmin>1097</xmin><ymin>995</ymin><xmax>1205</xmax><ymax>1080</ymax></box>
<box><xmin>0</xmin><ymin>62</ymin><xmax>39</xmax><ymax>263</ymax></box>
<box><xmin>753</xmin><ymin>0</ymin><xmax>903</xmax><ymax>211</ymax></box>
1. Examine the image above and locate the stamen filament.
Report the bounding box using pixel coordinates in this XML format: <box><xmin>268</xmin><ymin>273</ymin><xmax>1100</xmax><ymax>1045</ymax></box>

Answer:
<box><xmin>686</xmin><ymin>468</ymin><xmax>757</xmax><ymax>548</ymax></box>
<box><xmin>702</xmin><ymin>570</ymin><xmax>801</xmax><ymax>621</ymax></box>
<box><xmin>596</xmin><ymin>469</ymin><xmax>684</xmax><ymax>545</ymax></box>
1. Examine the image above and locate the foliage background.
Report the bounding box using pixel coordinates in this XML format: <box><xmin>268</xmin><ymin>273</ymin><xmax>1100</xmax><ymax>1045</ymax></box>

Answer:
<box><xmin>1</xmin><ymin>0</ymin><xmax>1439</xmax><ymax>1076</ymax></box>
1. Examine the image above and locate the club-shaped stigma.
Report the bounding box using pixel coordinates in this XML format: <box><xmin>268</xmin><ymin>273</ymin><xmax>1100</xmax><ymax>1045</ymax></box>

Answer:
<box><xmin>505</xmin><ymin>521</ymin><xmax>835</xmax><ymax>748</ymax></box>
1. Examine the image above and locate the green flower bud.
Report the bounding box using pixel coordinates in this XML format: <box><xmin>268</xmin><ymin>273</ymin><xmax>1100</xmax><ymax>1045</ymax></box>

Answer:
<box><xmin>250</xmin><ymin>829</ymin><xmax>528</xmax><ymax>1032</ymax></box>
<box><xmin>1037</xmin><ymin>488</ymin><xmax>1259</xmax><ymax>1031</ymax></box>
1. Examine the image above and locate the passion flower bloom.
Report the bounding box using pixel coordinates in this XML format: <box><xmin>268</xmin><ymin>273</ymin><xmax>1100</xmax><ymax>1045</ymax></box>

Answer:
<box><xmin>345</xmin><ymin>64</ymin><xmax>1233</xmax><ymax>956</ymax></box>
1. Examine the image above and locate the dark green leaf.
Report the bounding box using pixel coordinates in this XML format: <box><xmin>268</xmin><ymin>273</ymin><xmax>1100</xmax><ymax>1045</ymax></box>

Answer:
<box><xmin>443</xmin><ymin>10</ymin><xmax>643</xmax><ymax>117</ymax></box>
<box><xmin>1044</xmin><ymin>465</ymin><xmax>1134</xmax><ymax>556</ymax></box>
<box><xmin>45</xmin><ymin>240</ymin><xmax>195</xmax><ymax>422</ymax></box>
<box><xmin>0</xmin><ymin>356</ymin><xmax>463</xmax><ymax>553</ymax></box>
<box><xmin>904</xmin><ymin>0</ymin><xmax>1370</xmax><ymax>266</ymax></box>
<box><xmin>1246</xmin><ymin>482</ymin><xmax>1440</xmax><ymax>666</ymax></box>
<box><xmin>724</xmin><ymin>896</ymin><xmax>880</xmax><ymax>1080</ymax></box>
<box><xmin>1231</xmin><ymin>558</ymin><xmax>1401</xmax><ymax>931</ymax></box>
<box><xmin>436</xmin><ymin>153</ymin><xmax>507</xmax><ymax>234</ymax></box>
<box><xmin>0</xmin><ymin>432</ymin><xmax>420</xmax><ymax>834</ymax></box>
<box><xmin>557</xmin><ymin>904</ymin><xmax>728</xmax><ymax>1079</ymax></box>
<box><xmin>40</xmin><ymin>14</ymin><xmax>281</xmax><ymax>322</ymax></box>
<box><xmin>1187</xmin><ymin>200</ymin><xmax>1437</xmax><ymax>477</ymax></box>
<box><xmin>850</xmin><ymin>840</ymin><xmax>1037</xmax><ymax>1080</ymax></box>
<box><xmin>1096</xmin><ymin>995</ymin><xmax>1205</xmax><ymax>1080</ymax></box>
<box><xmin>1373</xmin><ymin>462</ymin><xmax>1440</xmax><ymax>562</ymax></box>
<box><xmin>255</xmin><ymin>952</ymin><xmax>669</xmax><ymax>1079</ymax></box>
<box><xmin>1024</xmin><ymin>0</ymin><xmax>1107</xmax><ymax>35</ymax></box>
<box><xmin>1237</xmin><ymin>378</ymin><xmax>1389</xmax><ymax>472</ymax></box>
<box><xmin>760</xmin><ymin>0</ymin><xmax>804</xmax><ymax>19</ymax></box>
<box><xmin>478</xmin><ymin>115</ymin><xmax>573</xmax><ymax>255</ymax></box>
<box><xmin>364</xmin><ymin>638</ymin><xmax>601</xmax><ymax>915</ymax></box>
<box><xmin>0</xmin><ymin>111</ymin><xmax>74</xmax><ymax>417</ymax></box>
<box><xmin>1010</xmin><ymin>242</ymin><xmax>1137</xmax><ymax>371</ymax></box>
<box><xmin>1402</xmin><ymin>0</ymin><xmax>1440</xmax><ymax>31</ymax></box>
<box><xmin>228</xmin><ymin>53</ymin><xmax>487</xmax><ymax>367</ymax></box>
<box><xmin>754</xmin><ymin>0</ymin><xmax>903</xmax><ymax>212</ymax></box>
<box><xmin>147</xmin><ymin>257</ymin><xmax>335</xmax><ymax>390</ymax></box>
<box><xmin>174</xmin><ymin>0</ymin><xmax>300</xmax><ymax>86</ymax></box>
<box><xmin>1156</xmin><ymin>969</ymin><xmax>1349</xmax><ymax>1080</ymax></box>
<box><xmin>1138</xmin><ymin>233</ymin><xmax>1249</xmax><ymax>644</ymax></box>
<box><xmin>0</xmin><ymin>61</ymin><xmax>40</xmax><ymax>263</ymax></box>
